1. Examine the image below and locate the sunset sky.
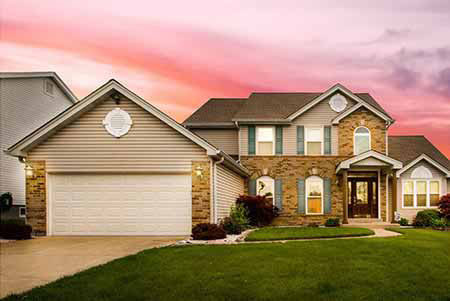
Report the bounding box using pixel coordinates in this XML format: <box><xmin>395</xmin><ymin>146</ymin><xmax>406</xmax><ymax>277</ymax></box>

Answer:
<box><xmin>1</xmin><ymin>1</ymin><xmax>449</xmax><ymax>157</ymax></box>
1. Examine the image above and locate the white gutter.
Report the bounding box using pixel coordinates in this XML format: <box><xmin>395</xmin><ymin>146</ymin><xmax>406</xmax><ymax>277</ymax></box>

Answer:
<box><xmin>236</xmin><ymin>121</ymin><xmax>241</xmax><ymax>162</ymax></box>
<box><xmin>213</xmin><ymin>156</ymin><xmax>225</xmax><ymax>224</ymax></box>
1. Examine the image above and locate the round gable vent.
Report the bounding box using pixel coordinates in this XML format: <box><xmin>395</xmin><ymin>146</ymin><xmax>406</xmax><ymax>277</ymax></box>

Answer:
<box><xmin>329</xmin><ymin>94</ymin><xmax>348</xmax><ymax>112</ymax></box>
<box><xmin>103</xmin><ymin>108</ymin><xmax>133</xmax><ymax>138</ymax></box>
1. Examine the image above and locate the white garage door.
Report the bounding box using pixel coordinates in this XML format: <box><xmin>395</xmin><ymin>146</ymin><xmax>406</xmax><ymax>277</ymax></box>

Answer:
<box><xmin>49</xmin><ymin>174</ymin><xmax>192</xmax><ymax>236</ymax></box>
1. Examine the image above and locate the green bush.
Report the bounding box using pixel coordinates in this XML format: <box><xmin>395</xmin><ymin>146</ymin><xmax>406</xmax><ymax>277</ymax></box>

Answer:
<box><xmin>0</xmin><ymin>218</ymin><xmax>26</xmax><ymax>225</ymax></box>
<box><xmin>431</xmin><ymin>218</ymin><xmax>447</xmax><ymax>230</ymax></box>
<box><xmin>413</xmin><ymin>209</ymin><xmax>440</xmax><ymax>227</ymax></box>
<box><xmin>221</xmin><ymin>204</ymin><xmax>249</xmax><ymax>235</ymax></box>
<box><xmin>0</xmin><ymin>222</ymin><xmax>32</xmax><ymax>239</ymax></box>
<box><xmin>399</xmin><ymin>218</ymin><xmax>409</xmax><ymax>226</ymax></box>
<box><xmin>192</xmin><ymin>223</ymin><xmax>226</xmax><ymax>240</ymax></box>
<box><xmin>324</xmin><ymin>218</ymin><xmax>340</xmax><ymax>227</ymax></box>
<box><xmin>221</xmin><ymin>217</ymin><xmax>244</xmax><ymax>235</ymax></box>
<box><xmin>0</xmin><ymin>192</ymin><xmax>13</xmax><ymax>211</ymax></box>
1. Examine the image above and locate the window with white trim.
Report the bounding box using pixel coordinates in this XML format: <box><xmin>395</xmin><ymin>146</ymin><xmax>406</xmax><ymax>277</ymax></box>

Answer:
<box><xmin>306</xmin><ymin>176</ymin><xmax>323</xmax><ymax>214</ymax></box>
<box><xmin>354</xmin><ymin>126</ymin><xmax>371</xmax><ymax>155</ymax></box>
<box><xmin>305</xmin><ymin>127</ymin><xmax>322</xmax><ymax>155</ymax></box>
<box><xmin>256</xmin><ymin>127</ymin><xmax>274</xmax><ymax>155</ymax></box>
<box><xmin>257</xmin><ymin>176</ymin><xmax>274</xmax><ymax>203</ymax></box>
<box><xmin>402</xmin><ymin>180</ymin><xmax>440</xmax><ymax>208</ymax></box>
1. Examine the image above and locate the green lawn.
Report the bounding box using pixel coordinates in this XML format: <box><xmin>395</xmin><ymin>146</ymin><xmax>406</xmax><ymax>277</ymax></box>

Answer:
<box><xmin>3</xmin><ymin>229</ymin><xmax>450</xmax><ymax>301</ymax></box>
<box><xmin>245</xmin><ymin>226</ymin><xmax>374</xmax><ymax>241</ymax></box>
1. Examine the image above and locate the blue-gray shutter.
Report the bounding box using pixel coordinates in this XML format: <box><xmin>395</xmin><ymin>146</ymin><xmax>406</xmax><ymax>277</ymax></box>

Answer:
<box><xmin>324</xmin><ymin>178</ymin><xmax>332</xmax><ymax>214</ymax></box>
<box><xmin>324</xmin><ymin>126</ymin><xmax>331</xmax><ymax>155</ymax></box>
<box><xmin>248</xmin><ymin>125</ymin><xmax>256</xmax><ymax>155</ymax></box>
<box><xmin>275</xmin><ymin>126</ymin><xmax>283</xmax><ymax>155</ymax></box>
<box><xmin>248</xmin><ymin>179</ymin><xmax>256</xmax><ymax>195</ymax></box>
<box><xmin>297</xmin><ymin>178</ymin><xmax>305</xmax><ymax>214</ymax></box>
<box><xmin>297</xmin><ymin>126</ymin><xmax>304</xmax><ymax>155</ymax></box>
<box><xmin>275</xmin><ymin>179</ymin><xmax>283</xmax><ymax>210</ymax></box>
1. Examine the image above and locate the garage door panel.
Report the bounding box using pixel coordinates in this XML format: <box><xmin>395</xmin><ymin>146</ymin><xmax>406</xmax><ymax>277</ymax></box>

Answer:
<box><xmin>50</xmin><ymin>174</ymin><xmax>192</xmax><ymax>236</ymax></box>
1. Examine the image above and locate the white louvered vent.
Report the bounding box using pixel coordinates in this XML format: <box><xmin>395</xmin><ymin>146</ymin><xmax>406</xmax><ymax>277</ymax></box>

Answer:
<box><xmin>103</xmin><ymin>108</ymin><xmax>133</xmax><ymax>138</ymax></box>
<box><xmin>329</xmin><ymin>93</ymin><xmax>347</xmax><ymax>112</ymax></box>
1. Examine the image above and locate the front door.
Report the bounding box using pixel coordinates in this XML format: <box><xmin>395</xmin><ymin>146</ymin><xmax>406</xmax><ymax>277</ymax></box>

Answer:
<box><xmin>348</xmin><ymin>178</ymin><xmax>378</xmax><ymax>218</ymax></box>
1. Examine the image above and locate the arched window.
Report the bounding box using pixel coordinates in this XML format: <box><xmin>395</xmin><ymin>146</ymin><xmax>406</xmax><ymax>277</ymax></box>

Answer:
<box><xmin>257</xmin><ymin>176</ymin><xmax>274</xmax><ymax>202</ymax></box>
<box><xmin>411</xmin><ymin>166</ymin><xmax>432</xmax><ymax>179</ymax></box>
<box><xmin>354</xmin><ymin>127</ymin><xmax>371</xmax><ymax>155</ymax></box>
<box><xmin>306</xmin><ymin>176</ymin><xmax>323</xmax><ymax>214</ymax></box>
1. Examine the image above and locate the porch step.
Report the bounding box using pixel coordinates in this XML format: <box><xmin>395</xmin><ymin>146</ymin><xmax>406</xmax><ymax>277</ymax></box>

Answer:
<box><xmin>348</xmin><ymin>218</ymin><xmax>383</xmax><ymax>224</ymax></box>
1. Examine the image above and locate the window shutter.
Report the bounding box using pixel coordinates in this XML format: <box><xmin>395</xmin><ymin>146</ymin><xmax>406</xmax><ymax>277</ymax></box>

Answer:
<box><xmin>324</xmin><ymin>126</ymin><xmax>331</xmax><ymax>155</ymax></box>
<box><xmin>324</xmin><ymin>178</ymin><xmax>332</xmax><ymax>214</ymax></box>
<box><xmin>248</xmin><ymin>125</ymin><xmax>256</xmax><ymax>155</ymax></box>
<box><xmin>248</xmin><ymin>179</ymin><xmax>256</xmax><ymax>195</ymax></box>
<box><xmin>275</xmin><ymin>126</ymin><xmax>283</xmax><ymax>155</ymax></box>
<box><xmin>297</xmin><ymin>126</ymin><xmax>304</xmax><ymax>155</ymax></box>
<box><xmin>275</xmin><ymin>179</ymin><xmax>283</xmax><ymax>210</ymax></box>
<box><xmin>297</xmin><ymin>178</ymin><xmax>305</xmax><ymax>214</ymax></box>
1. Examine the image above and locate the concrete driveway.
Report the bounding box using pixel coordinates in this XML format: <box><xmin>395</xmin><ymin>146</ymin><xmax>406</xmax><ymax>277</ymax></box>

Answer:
<box><xmin>0</xmin><ymin>236</ymin><xmax>182</xmax><ymax>298</ymax></box>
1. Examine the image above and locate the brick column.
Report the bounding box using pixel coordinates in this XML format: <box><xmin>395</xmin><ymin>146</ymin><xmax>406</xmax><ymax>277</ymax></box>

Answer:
<box><xmin>391</xmin><ymin>175</ymin><xmax>397</xmax><ymax>223</ymax></box>
<box><xmin>191</xmin><ymin>161</ymin><xmax>211</xmax><ymax>226</ymax></box>
<box><xmin>26</xmin><ymin>161</ymin><xmax>47</xmax><ymax>236</ymax></box>
<box><xmin>342</xmin><ymin>170</ymin><xmax>349</xmax><ymax>224</ymax></box>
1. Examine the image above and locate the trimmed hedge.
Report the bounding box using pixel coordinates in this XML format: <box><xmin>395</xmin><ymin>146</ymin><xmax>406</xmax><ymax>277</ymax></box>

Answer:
<box><xmin>0</xmin><ymin>220</ymin><xmax>32</xmax><ymax>240</ymax></box>
<box><xmin>413</xmin><ymin>209</ymin><xmax>440</xmax><ymax>227</ymax></box>
<box><xmin>192</xmin><ymin>223</ymin><xmax>226</xmax><ymax>240</ymax></box>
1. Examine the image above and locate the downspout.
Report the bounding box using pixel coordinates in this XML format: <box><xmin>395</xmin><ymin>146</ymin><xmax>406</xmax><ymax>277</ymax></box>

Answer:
<box><xmin>235</xmin><ymin>121</ymin><xmax>241</xmax><ymax>162</ymax></box>
<box><xmin>213</xmin><ymin>156</ymin><xmax>225</xmax><ymax>224</ymax></box>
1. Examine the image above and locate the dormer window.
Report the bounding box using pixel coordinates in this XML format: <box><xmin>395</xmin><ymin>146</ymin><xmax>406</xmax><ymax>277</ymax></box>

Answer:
<box><xmin>256</xmin><ymin>127</ymin><xmax>274</xmax><ymax>155</ymax></box>
<box><xmin>354</xmin><ymin>127</ymin><xmax>371</xmax><ymax>155</ymax></box>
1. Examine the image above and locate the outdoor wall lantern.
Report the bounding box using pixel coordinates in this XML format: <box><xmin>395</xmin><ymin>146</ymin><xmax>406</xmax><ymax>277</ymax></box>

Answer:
<box><xmin>25</xmin><ymin>164</ymin><xmax>34</xmax><ymax>178</ymax></box>
<box><xmin>195</xmin><ymin>166</ymin><xmax>204</xmax><ymax>178</ymax></box>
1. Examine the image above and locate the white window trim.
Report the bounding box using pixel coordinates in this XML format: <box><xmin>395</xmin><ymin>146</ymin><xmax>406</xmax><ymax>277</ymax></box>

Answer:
<box><xmin>305</xmin><ymin>126</ymin><xmax>324</xmax><ymax>156</ymax></box>
<box><xmin>257</xmin><ymin>176</ymin><xmax>275</xmax><ymax>205</ymax></box>
<box><xmin>19</xmin><ymin>207</ymin><xmax>26</xmax><ymax>218</ymax></box>
<box><xmin>256</xmin><ymin>126</ymin><xmax>275</xmax><ymax>156</ymax></box>
<box><xmin>353</xmin><ymin>126</ymin><xmax>371</xmax><ymax>155</ymax></box>
<box><xmin>305</xmin><ymin>176</ymin><xmax>324</xmax><ymax>215</ymax></box>
<box><xmin>401</xmin><ymin>179</ymin><xmax>441</xmax><ymax>209</ymax></box>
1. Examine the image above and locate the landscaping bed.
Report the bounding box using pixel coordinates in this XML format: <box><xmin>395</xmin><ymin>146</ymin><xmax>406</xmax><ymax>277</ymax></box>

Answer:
<box><xmin>245</xmin><ymin>226</ymin><xmax>374</xmax><ymax>241</ymax></box>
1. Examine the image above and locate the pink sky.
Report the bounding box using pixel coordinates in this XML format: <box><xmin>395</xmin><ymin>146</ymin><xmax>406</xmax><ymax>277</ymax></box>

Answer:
<box><xmin>1</xmin><ymin>1</ymin><xmax>449</xmax><ymax>157</ymax></box>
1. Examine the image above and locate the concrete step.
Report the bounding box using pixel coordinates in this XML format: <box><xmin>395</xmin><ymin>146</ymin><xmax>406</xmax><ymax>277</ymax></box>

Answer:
<box><xmin>348</xmin><ymin>218</ymin><xmax>383</xmax><ymax>224</ymax></box>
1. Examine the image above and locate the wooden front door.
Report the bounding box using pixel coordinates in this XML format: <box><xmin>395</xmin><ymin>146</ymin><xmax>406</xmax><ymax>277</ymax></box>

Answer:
<box><xmin>348</xmin><ymin>178</ymin><xmax>378</xmax><ymax>218</ymax></box>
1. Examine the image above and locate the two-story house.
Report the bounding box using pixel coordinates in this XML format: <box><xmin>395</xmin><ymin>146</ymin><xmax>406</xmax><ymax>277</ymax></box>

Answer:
<box><xmin>184</xmin><ymin>83</ymin><xmax>450</xmax><ymax>224</ymax></box>
<box><xmin>0</xmin><ymin>72</ymin><xmax>77</xmax><ymax>219</ymax></box>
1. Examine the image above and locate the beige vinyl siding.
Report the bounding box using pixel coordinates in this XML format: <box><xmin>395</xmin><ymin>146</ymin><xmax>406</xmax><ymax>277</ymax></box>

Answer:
<box><xmin>396</xmin><ymin>160</ymin><xmax>447</xmax><ymax>221</ymax></box>
<box><xmin>28</xmin><ymin>97</ymin><xmax>208</xmax><ymax>172</ymax></box>
<box><xmin>239</xmin><ymin>96</ymin><xmax>356</xmax><ymax>156</ymax></box>
<box><xmin>192</xmin><ymin>129</ymin><xmax>238</xmax><ymax>155</ymax></box>
<box><xmin>1</xmin><ymin>78</ymin><xmax>73</xmax><ymax>205</ymax></box>
<box><xmin>216</xmin><ymin>164</ymin><xmax>244</xmax><ymax>221</ymax></box>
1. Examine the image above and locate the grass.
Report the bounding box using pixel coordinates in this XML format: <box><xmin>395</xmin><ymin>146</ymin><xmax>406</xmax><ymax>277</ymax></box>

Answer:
<box><xmin>245</xmin><ymin>226</ymin><xmax>374</xmax><ymax>241</ymax></box>
<box><xmin>3</xmin><ymin>229</ymin><xmax>449</xmax><ymax>301</ymax></box>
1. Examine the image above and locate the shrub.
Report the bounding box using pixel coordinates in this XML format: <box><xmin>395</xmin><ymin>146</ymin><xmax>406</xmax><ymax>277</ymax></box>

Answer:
<box><xmin>236</xmin><ymin>195</ymin><xmax>278</xmax><ymax>227</ymax></box>
<box><xmin>0</xmin><ymin>192</ymin><xmax>13</xmax><ymax>211</ymax></box>
<box><xmin>399</xmin><ymin>218</ymin><xmax>409</xmax><ymax>226</ymax></box>
<box><xmin>307</xmin><ymin>222</ymin><xmax>320</xmax><ymax>227</ymax></box>
<box><xmin>192</xmin><ymin>223</ymin><xmax>226</xmax><ymax>240</ymax></box>
<box><xmin>0</xmin><ymin>218</ymin><xmax>26</xmax><ymax>225</ymax></box>
<box><xmin>437</xmin><ymin>194</ymin><xmax>450</xmax><ymax>220</ymax></box>
<box><xmin>221</xmin><ymin>217</ymin><xmax>244</xmax><ymax>235</ymax></box>
<box><xmin>431</xmin><ymin>218</ymin><xmax>447</xmax><ymax>230</ymax></box>
<box><xmin>220</xmin><ymin>204</ymin><xmax>249</xmax><ymax>235</ymax></box>
<box><xmin>413</xmin><ymin>209</ymin><xmax>440</xmax><ymax>227</ymax></box>
<box><xmin>325</xmin><ymin>218</ymin><xmax>340</xmax><ymax>227</ymax></box>
<box><xmin>0</xmin><ymin>221</ymin><xmax>32</xmax><ymax>240</ymax></box>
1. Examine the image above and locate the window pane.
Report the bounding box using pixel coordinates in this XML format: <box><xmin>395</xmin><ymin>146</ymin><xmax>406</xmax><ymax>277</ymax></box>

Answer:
<box><xmin>308</xmin><ymin>182</ymin><xmax>322</xmax><ymax>198</ymax></box>
<box><xmin>430</xmin><ymin>181</ymin><xmax>439</xmax><ymax>206</ymax></box>
<box><xmin>417</xmin><ymin>181</ymin><xmax>426</xmax><ymax>206</ymax></box>
<box><xmin>355</xmin><ymin>136</ymin><xmax>370</xmax><ymax>154</ymax></box>
<box><xmin>404</xmin><ymin>195</ymin><xmax>414</xmax><ymax>207</ymax></box>
<box><xmin>307</xmin><ymin>142</ymin><xmax>322</xmax><ymax>155</ymax></box>
<box><xmin>403</xmin><ymin>181</ymin><xmax>414</xmax><ymax>207</ymax></box>
<box><xmin>257</xmin><ymin>177</ymin><xmax>274</xmax><ymax>197</ymax></box>
<box><xmin>258</xmin><ymin>128</ymin><xmax>273</xmax><ymax>142</ymax></box>
<box><xmin>258</xmin><ymin>142</ymin><xmax>273</xmax><ymax>155</ymax></box>
<box><xmin>307</xmin><ymin>128</ymin><xmax>321</xmax><ymax>141</ymax></box>
<box><xmin>308</xmin><ymin>197</ymin><xmax>322</xmax><ymax>213</ymax></box>
<box><xmin>403</xmin><ymin>181</ymin><xmax>413</xmax><ymax>194</ymax></box>
<box><xmin>355</xmin><ymin>127</ymin><xmax>369</xmax><ymax>134</ymax></box>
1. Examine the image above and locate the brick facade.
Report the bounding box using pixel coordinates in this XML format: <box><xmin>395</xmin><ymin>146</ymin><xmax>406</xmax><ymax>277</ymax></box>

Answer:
<box><xmin>25</xmin><ymin>161</ymin><xmax>46</xmax><ymax>235</ymax></box>
<box><xmin>191</xmin><ymin>161</ymin><xmax>211</xmax><ymax>225</ymax></box>
<box><xmin>338</xmin><ymin>107</ymin><xmax>387</xmax><ymax>156</ymax></box>
<box><xmin>240</xmin><ymin>156</ymin><xmax>348</xmax><ymax>225</ymax></box>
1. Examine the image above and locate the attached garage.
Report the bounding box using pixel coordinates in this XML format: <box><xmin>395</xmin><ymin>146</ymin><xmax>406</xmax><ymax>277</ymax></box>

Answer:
<box><xmin>6</xmin><ymin>80</ymin><xmax>248</xmax><ymax>236</ymax></box>
<box><xmin>49</xmin><ymin>174</ymin><xmax>191</xmax><ymax>236</ymax></box>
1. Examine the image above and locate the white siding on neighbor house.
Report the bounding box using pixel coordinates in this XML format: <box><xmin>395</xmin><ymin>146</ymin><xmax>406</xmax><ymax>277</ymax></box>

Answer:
<box><xmin>395</xmin><ymin>160</ymin><xmax>448</xmax><ymax>221</ymax></box>
<box><xmin>215</xmin><ymin>164</ymin><xmax>244</xmax><ymax>221</ymax></box>
<box><xmin>192</xmin><ymin>129</ymin><xmax>238</xmax><ymax>155</ymax></box>
<box><xmin>239</xmin><ymin>96</ymin><xmax>356</xmax><ymax>156</ymax></box>
<box><xmin>28</xmin><ymin>97</ymin><xmax>208</xmax><ymax>173</ymax></box>
<box><xmin>0</xmin><ymin>78</ymin><xmax>73</xmax><ymax>205</ymax></box>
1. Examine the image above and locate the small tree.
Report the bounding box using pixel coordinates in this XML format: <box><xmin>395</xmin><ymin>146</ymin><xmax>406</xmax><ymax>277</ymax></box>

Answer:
<box><xmin>438</xmin><ymin>193</ymin><xmax>450</xmax><ymax>220</ymax></box>
<box><xmin>236</xmin><ymin>195</ymin><xmax>278</xmax><ymax>227</ymax></box>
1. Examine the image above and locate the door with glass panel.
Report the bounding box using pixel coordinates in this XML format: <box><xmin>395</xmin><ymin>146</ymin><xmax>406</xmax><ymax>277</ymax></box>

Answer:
<box><xmin>348</xmin><ymin>178</ymin><xmax>378</xmax><ymax>218</ymax></box>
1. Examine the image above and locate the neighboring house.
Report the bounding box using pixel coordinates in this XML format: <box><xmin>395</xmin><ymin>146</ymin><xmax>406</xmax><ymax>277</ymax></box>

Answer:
<box><xmin>184</xmin><ymin>83</ymin><xmax>450</xmax><ymax>225</ymax></box>
<box><xmin>0</xmin><ymin>72</ymin><xmax>77</xmax><ymax>219</ymax></box>
<box><xmin>6</xmin><ymin>80</ymin><xmax>247</xmax><ymax>235</ymax></box>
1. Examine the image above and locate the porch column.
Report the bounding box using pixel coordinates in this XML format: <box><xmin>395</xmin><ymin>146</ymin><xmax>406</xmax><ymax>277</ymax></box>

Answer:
<box><xmin>342</xmin><ymin>170</ymin><xmax>349</xmax><ymax>224</ymax></box>
<box><xmin>391</xmin><ymin>174</ymin><xmax>397</xmax><ymax>223</ymax></box>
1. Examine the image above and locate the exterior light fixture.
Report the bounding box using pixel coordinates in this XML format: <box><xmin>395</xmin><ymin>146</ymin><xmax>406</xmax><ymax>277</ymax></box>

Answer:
<box><xmin>25</xmin><ymin>165</ymin><xmax>34</xmax><ymax>177</ymax></box>
<box><xmin>310</xmin><ymin>167</ymin><xmax>318</xmax><ymax>176</ymax></box>
<box><xmin>195</xmin><ymin>166</ymin><xmax>203</xmax><ymax>178</ymax></box>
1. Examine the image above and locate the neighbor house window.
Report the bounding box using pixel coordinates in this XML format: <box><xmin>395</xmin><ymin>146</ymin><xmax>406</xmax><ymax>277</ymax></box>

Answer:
<box><xmin>305</xmin><ymin>127</ymin><xmax>322</xmax><ymax>155</ymax></box>
<box><xmin>257</xmin><ymin>176</ymin><xmax>274</xmax><ymax>203</ymax></box>
<box><xmin>306</xmin><ymin>176</ymin><xmax>323</xmax><ymax>214</ymax></box>
<box><xmin>402</xmin><ymin>180</ymin><xmax>440</xmax><ymax>208</ymax></box>
<box><xmin>354</xmin><ymin>127</ymin><xmax>371</xmax><ymax>155</ymax></box>
<box><xmin>256</xmin><ymin>127</ymin><xmax>274</xmax><ymax>155</ymax></box>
